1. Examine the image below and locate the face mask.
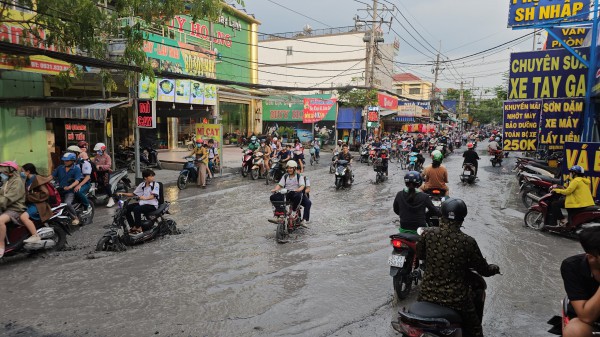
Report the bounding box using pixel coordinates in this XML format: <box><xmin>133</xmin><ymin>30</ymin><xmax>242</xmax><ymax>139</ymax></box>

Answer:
<box><xmin>20</xmin><ymin>172</ymin><xmax>26</xmax><ymax>179</ymax></box>
<box><xmin>0</xmin><ymin>173</ymin><xmax>8</xmax><ymax>181</ymax></box>
<box><xmin>97</xmin><ymin>151</ymin><xmax>103</xmax><ymax>156</ymax></box>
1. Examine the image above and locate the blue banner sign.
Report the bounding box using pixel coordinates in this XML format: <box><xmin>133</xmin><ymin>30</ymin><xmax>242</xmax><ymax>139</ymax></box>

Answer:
<box><xmin>546</xmin><ymin>26</ymin><xmax>590</xmax><ymax>50</ymax></box>
<box><xmin>508</xmin><ymin>0</ymin><xmax>590</xmax><ymax>28</ymax></box>
<box><xmin>508</xmin><ymin>47</ymin><xmax>589</xmax><ymax>99</ymax></box>
<box><xmin>503</xmin><ymin>100</ymin><xmax>542</xmax><ymax>151</ymax></box>
<box><xmin>562</xmin><ymin>142</ymin><xmax>600</xmax><ymax>198</ymax></box>
<box><xmin>539</xmin><ymin>98</ymin><xmax>584</xmax><ymax>151</ymax></box>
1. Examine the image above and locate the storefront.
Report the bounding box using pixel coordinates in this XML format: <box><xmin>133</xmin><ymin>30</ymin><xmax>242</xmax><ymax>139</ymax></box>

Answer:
<box><xmin>336</xmin><ymin>107</ymin><xmax>362</xmax><ymax>147</ymax></box>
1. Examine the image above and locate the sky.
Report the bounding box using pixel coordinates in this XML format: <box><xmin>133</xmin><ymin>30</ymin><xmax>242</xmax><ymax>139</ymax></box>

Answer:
<box><xmin>239</xmin><ymin>0</ymin><xmax>538</xmax><ymax>97</ymax></box>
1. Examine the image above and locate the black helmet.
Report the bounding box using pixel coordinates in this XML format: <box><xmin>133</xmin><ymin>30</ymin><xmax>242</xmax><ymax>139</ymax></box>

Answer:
<box><xmin>404</xmin><ymin>171</ymin><xmax>422</xmax><ymax>185</ymax></box>
<box><xmin>441</xmin><ymin>197</ymin><xmax>468</xmax><ymax>222</ymax></box>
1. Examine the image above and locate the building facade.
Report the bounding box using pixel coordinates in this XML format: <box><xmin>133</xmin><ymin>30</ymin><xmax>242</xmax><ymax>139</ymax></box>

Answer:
<box><xmin>392</xmin><ymin>73</ymin><xmax>432</xmax><ymax>101</ymax></box>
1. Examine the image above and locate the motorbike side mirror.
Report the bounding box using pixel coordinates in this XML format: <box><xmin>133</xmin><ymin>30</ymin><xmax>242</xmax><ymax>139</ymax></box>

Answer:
<box><xmin>417</xmin><ymin>227</ymin><xmax>426</xmax><ymax>235</ymax></box>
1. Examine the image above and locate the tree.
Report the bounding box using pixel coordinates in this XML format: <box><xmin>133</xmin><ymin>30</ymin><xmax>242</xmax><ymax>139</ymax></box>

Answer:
<box><xmin>337</xmin><ymin>88</ymin><xmax>378</xmax><ymax>107</ymax></box>
<box><xmin>469</xmin><ymin>86</ymin><xmax>505</xmax><ymax>125</ymax></box>
<box><xmin>445</xmin><ymin>88</ymin><xmax>473</xmax><ymax>102</ymax></box>
<box><xmin>0</xmin><ymin>0</ymin><xmax>222</xmax><ymax>88</ymax></box>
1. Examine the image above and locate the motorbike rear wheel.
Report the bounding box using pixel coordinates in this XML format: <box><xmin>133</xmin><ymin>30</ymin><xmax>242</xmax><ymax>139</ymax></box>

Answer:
<box><xmin>81</xmin><ymin>203</ymin><xmax>95</xmax><ymax>225</ymax></box>
<box><xmin>95</xmin><ymin>236</ymin><xmax>126</xmax><ymax>252</ymax></box>
<box><xmin>177</xmin><ymin>174</ymin><xmax>188</xmax><ymax>190</ymax></box>
<box><xmin>407</xmin><ymin>163</ymin><xmax>415</xmax><ymax>171</ymax></box>
<box><xmin>524</xmin><ymin>210</ymin><xmax>544</xmax><ymax>230</ymax></box>
<box><xmin>491</xmin><ymin>160</ymin><xmax>497</xmax><ymax>167</ymax></box>
<box><xmin>251</xmin><ymin>168</ymin><xmax>259</xmax><ymax>180</ymax></box>
<box><xmin>276</xmin><ymin>221</ymin><xmax>288</xmax><ymax>243</ymax></box>
<box><xmin>393</xmin><ymin>273</ymin><xmax>412</xmax><ymax>300</ymax></box>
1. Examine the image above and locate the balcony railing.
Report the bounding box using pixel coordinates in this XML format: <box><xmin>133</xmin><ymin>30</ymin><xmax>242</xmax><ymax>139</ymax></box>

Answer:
<box><xmin>259</xmin><ymin>26</ymin><xmax>366</xmax><ymax>41</ymax></box>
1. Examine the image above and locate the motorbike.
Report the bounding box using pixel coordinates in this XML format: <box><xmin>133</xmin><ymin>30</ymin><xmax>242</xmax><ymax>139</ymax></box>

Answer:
<box><xmin>241</xmin><ymin>149</ymin><xmax>254</xmax><ymax>177</ymax></box>
<box><xmin>88</xmin><ymin>168</ymin><xmax>131</xmax><ymax>208</ymax></box>
<box><xmin>368</xmin><ymin>148</ymin><xmax>377</xmax><ymax>166</ymax></box>
<box><xmin>490</xmin><ymin>149</ymin><xmax>504</xmax><ymax>167</ymax></box>
<box><xmin>129</xmin><ymin>144</ymin><xmax>162</xmax><ymax>171</ymax></box>
<box><xmin>330</xmin><ymin>151</ymin><xmax>339</xmax><ymax>174</ymax></box>
<box><xmin>407</xmin><ymin>152</ymin><xmax>420</xmax><ymax>172</ymax></box>
<box><xmin>115</xmin><ymin>145</ymin><xmax>135</xmax><ymax>171</ymax></box>
<box><xmin>177</xmin><ymin>157</ymin><xmax>199</xmax><ymax>190</ymax></box>
<box><xmin>334</xmin><ymin>159</ymin><xmax>353</xmax><ymax>190</ymax></box>
<box><xmin>519</xmin><ymin>172</ymin><xmax>559</xmax><ymax>208</ymax></box>
<box><xmin>266</xmin><ymin>157</ymin><xmax>286</xmax><ymax>185</ymax></box>
<box><xmin>454</xmin><ymin>139</ymin><xmax>462</xmax><ymax>149</ymax></box>
<box><xmin>460</xmin><ymin>163</ymin><xmax>477</xmax><ymax>184</ymax></box>
<box><xmin>270</xmin><ymin>189</ymin><xmax>303</xmax><ymax>243</ymax></box>
<box><xmin>423</xmin><ymin>188</ymin><xmax>446</xmax><ymax>227</ymax></box>
<box><xmin>57</xmin><ymin>185</ymin><xmax>96</xmax><ymax>226</ymax></box>
<box><xmin>548</xmin><ymin>297</ymin><xmax>574</xmax><ymax>336</ymax></box>
<box><xmin>393</xmin><ymin>269</ymin><xmax>492</xmax><ymax>337</ymax></box>
<box><xmin>184</xmin><ymin>133</ymin><xmax>196</xmax><ymax>151</ymax></box>
<box><xmin>374</xmin><ymin>158</ymin><xmax>388</xmax><ymax>184</ymax></box>
<box><xmin>388</xmin><ymin>232</ymin><xmax>422</xmax><ymax>300</ymax></box>
<box><xmin>3</xmin><ymin>204</ymin><xmax>71</xmax><ymax>257</ymax></box>
<box><xmin>309</xmin><ymin>147</ymin><xmax>319</xmax><ymax>165</ymax></box>
<box><xmin>524</xmin><ymin>190</ymin><xmax>600</xmax><ymax>234</ymax></box>
<box><xmin>96</xmin><ymin>196</ymin><xmax>178</xmax><ymax>251</ymax></box>
<box><xmin>251</xmin><ymin>151</ymin><xmax>267</xmax><ymax>180</ymax></box>
<box><xmin>359</xmin><ymin>145</ymin><xmax>369</xmax><ymax>163</ymax></box>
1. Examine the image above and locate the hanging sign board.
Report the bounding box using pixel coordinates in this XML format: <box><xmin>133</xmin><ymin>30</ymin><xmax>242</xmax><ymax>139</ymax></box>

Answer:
<box><xmin>562</xmin><ymin>142</ymin><xmax>600</xmax><ymax>198</ymax></box>
<box><xmin>367</xmin><ymin>106</ymin><xmax>380</xmax><ymax>122</ymax></box>
<box><xmin>303</xmin><ymin>98</ymin><xmax>337</xmax><ymax>123</ymax></box>
<box><xmin>65</xmin><ymin>122</ymin><xmax>88</xmax><ymax>144</ymax></box>
<box><xmin>502</xmin><ymin>99</ymin><xmax>541</xmax><ymax>151</ymax></box>
<box><xmin>507</xmin><ymin>0</ymin><xmax>590</xmax><ymax>28</ymax></box>
<box><xmin>137</xmin><ymin>100</ymin><xmax>156</xmax><ymax>129</ymax></box>
<box><xmin>539</xmin><ymin>98</ymin><xmax>584</xmax><ymax>151</ymax></box>
<box><xmin>546</xmin><ymin>26</ymin><xmax>590</xmax><ymax>50</ymax></box>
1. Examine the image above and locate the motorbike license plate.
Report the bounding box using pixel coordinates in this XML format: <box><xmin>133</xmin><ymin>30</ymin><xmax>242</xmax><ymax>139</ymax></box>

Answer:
<box><xmin>463</xmin><ymin>171</ymin><xmax>471</xmax><ymax>175</ymax></box>
<box><xmin>432</xmin><ymin>200</ymin><xmax>442</xmax><ymax>207</ymax></box>
<box><xmin>388</xmin><ymin>254</ymin><xmax>406</xmax><ymax>268</ymax></box>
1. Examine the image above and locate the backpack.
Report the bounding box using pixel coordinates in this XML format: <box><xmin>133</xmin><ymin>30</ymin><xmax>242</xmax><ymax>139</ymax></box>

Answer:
<box><xmin>283</xmin><ymin>173</ymin><xmax>301</xmax><ymax>186</ymax></box>
<box><xmin>79</xmin><ymin>159</ymin><xmax>98</xmax><ymax>183</ymax></box>
<box><xmin>45</xmin><ymin>183</ymin><xmax>61</xmax><ymax>207</ymax></box>
<box><xmin>151</xmin><ymin>182</ymin><xmax>164</xmax><ymax>204</ymax></box>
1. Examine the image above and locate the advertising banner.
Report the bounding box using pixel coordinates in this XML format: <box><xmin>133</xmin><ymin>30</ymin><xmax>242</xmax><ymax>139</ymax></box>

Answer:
<box><xmin>539</xmin><ymin>98</ymin><xmax>584</xmax><ymax>151</ymax></box>
<box><xmin>175</xmin><ymin>80</ymin><xmax>191</xmax><ymax>103</ymax></box>
<box><xmin>263</xmin><ymin>94</ymin><xmax>336</xmax><ymax>122</ymax></box>
<box><xmin>137</xmin><ymin>100</ymin><xmax>156</xmax><ymax>129</ymax></box>
<box><xmin>546</xmin><ymin>26</ymin><xmax>589</xmax><ymax>50</ymax></box>
<box><xmin>508</xmin><ymin>0</ymin><xmax>589</xmax><ymax>28</ymax></box>
<box><xmin>377</xmin><ymin>93</ymin><xmax>398</xmax><ymax>110</ymax></box>
<box><xmin>194</xmin><ymin>123</ymin><xmax>222</xmax><ymax>159</ymax></box>
<box><xmin>303</xmin><ymin>98</ymin><xmax>337</xmax><ymax>123</ymax></box>
<box><xmin>562</xmin><ymin>142</ymin><xmax>600</xmax><ymax>198</ymax></box>
<box><xmin>157</xmin><ymin>79</ymin><xmax>175</xmax><ymax>102</ymax></box>
<box><xmin>508</xmin><ymin>47</ymin><xmax>589</xmax><ymax>99</ymax></box>
<box><xmin>367</xmin><ymin>106</ymin><xmax>380</xmax><ymax>122</ymax></box>
<box><xmin>203</xmin><ymin>84</ymin><xmax>217</xmax><ymax>106</ymax></box>
<box><xmin>503</xmin><ymin>100</ymin><xmax>542</xmax><ymax>151</ymax></box>
<box><xmin>139</xmin><ymin>77</ymin><xmax>157</xmax><ymax>100</ymax></box>
<box><xmin>190</xmin><ymin>81</ymin><xmax>205</xmax><ymax>104</ymax></box>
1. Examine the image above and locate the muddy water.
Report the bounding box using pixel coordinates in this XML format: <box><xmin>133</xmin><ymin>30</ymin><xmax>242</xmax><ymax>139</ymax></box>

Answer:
<box><xmin>0</xmin><ymin>147</ymin><xmax>581</xmax><ymax>337</ymax></box>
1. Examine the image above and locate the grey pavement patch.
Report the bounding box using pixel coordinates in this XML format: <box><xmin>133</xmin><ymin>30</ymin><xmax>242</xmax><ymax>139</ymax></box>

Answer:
<box><xmin>502</xmin><ymin>208</ymin><xmax>525</xmax><ymax>219</ymax></box>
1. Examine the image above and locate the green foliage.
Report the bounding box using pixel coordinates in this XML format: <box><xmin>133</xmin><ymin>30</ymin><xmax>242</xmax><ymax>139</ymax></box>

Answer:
<box><xmin>277</xmin><ymin>126</ymin><xmax>295</xmax><ymax>139</ymax></box>
<box><xmin>469</xmin><ymin>86</ymin><xmax>506</xmax><ymax>124</ymax></box>
<box><xmin>445</xmin><ymin>88</ymin><xmax>473</xmax><ymax>102</ymax></box>
<box><xmin>0</xmin><ymin>0</ymin><xmax>222</xmax><ymax>88</ymax></box>
<box><xmin>337</xmin><ymin>88</ymin><xmax>378</xmax><ymax>107</ymax></box>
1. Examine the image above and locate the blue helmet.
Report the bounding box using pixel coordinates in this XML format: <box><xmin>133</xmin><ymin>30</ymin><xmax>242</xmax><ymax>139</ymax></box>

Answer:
<box><xmin>404</xmin><ymin>171</ymin><xmax>422</xmax><ymax>185</ymax></box>
<box><xmin>570</xmin><ymin>165</ymin><xmax>584</xmax><ymax>174</ymax></box>
<box><xmin>61</xmin><ymin>153</ymin><xmax>77</xmax><ymax>161</ymax></box>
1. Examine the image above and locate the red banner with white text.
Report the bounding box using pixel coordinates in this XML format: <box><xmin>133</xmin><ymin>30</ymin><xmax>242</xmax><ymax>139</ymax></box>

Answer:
<box><xmin>303</xmin><ymin>98</ymin><xmax>337</xmax><ymax>123</ymax></box>
<box><xmin>377</xmin><ymin>93</ymin><xmax>398</xmax><ymax>110</ymax></box>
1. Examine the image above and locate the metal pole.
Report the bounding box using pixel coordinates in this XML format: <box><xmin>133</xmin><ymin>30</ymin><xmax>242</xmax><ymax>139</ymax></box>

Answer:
<box><xmin>134</xmin><ymin>74</ymin><xmax>141</xmax><ymax>184</ymax></box>
<box><xmin>583</xmin><ymin>0</ymin><xmax>599</xmax><ymax>142</ymax></box>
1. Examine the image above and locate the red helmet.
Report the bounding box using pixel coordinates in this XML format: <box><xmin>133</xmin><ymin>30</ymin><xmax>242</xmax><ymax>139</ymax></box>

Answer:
<box><xmin>492</xmin><ymin>130</ymin><xmax>498</xmax><ymax>135</ymax></box>
<box><xmin>77</xmin><ymin>141</ymin><xmax>88</xmax><ymax>148</ymax></box>
<box><xmin>195</xmin><ymin>138</ymin><xmax>204</xmax><ymax>144</ymax></box>
<box><xmin>467</xmin><ymin>143</ymin><xmax>474</xmax><ymax>149</ymax></box>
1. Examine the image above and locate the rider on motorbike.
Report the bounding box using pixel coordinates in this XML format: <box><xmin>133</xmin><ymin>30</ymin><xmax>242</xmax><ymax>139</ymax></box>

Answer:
<box><xmin>258</xmin><ymin>139</ymin><xmax>272</xmax><ymax>176</ymax></box>
<box><xmin>247</xmin><ymin>136</ymin><xmax>260</xmax><ymax>151</ymax></box>
<box><xmin>67</xmin><ymin>145</ymin><xmax>92</xmax><ymax>215</ymax></box>
<box><xmin>93</xmin><ymin>143</ymin><xmax>115</xmax><ymax>207</ymax></box>
<box><xmin>377</xmin><ymin>146</ymin><xmax>389</xmax><ymax>176</ymax></box>
<box><xmin>117</xmin><ymin>169</ymin><xmax>161</xmax><ymax>234</ymax></box>
<box><xmin>53</xmin><ymin>153</ymin><xmax>84</xmax><ymax>225</ymax></box>
<box><xmin>561</xmin><ymin>226</ymin><xmax>600</xmax><ymax>337</ymax></box>
<box><xmin>332</xmin><ymin>140</ymin><xmax>343</xmax><ymax>154</ymax></box>
<box><xmin>269</xmin><ymin>160</ymin><xmax>311</xmax><ymax>226</ymax></box>
<box><xmin>488</xmin><ymin>137</ymin><xmax>500</xmax><ymax>154</ymax></box>
<box><xmin>462</xmin><ymin>143</ymin><xmax>481</xmax><ymax>175</ymax></box>
<box><xmin>416</xmin><ymin>198</ymin><xmax>501</xmax><ymax>337</ymax></box>
<box><xmin>422</xmin><ymin>151</ymin><xmax>449</xmax><ymax>196</ymax></box>
<box><xmin>0</xmin><ymin>161</ymin><xmax>30</xmax><ymax>257</ymax></box>
<box><xmin>549</xmin><ymin>165</ymin><xmax>595</xmax><ymax>226</ymax></box>
<box><xmin>393</xmin><ymin>171</ymin><xmax>441</xmax><ymax>234</ymax></box>
<box><xmin>338</xmin><ymin>144</ymin><xmax>353</xmax><ymax>184</ymax></box>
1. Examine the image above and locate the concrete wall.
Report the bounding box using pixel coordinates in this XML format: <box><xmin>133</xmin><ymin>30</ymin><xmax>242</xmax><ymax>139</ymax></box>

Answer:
<box><xmin>0</xmin><ymin>71</ymin><xmax>50</xmax><ymax>174</ymax></box>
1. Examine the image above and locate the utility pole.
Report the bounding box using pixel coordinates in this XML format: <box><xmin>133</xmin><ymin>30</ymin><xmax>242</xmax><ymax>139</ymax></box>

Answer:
<box><xmin>430</xmin><ymin>43</ymin><xmax>441</xmax><ymax>124</ymax></box>
<box><xmin>459</xmin><ymin>81</ymin><xmax>465</xmax><ymax>114</ymax></box>
<box><xmin>365</xmin><ymin>0</ymin><xmax>378</xmax><ymax>88</ymax></box>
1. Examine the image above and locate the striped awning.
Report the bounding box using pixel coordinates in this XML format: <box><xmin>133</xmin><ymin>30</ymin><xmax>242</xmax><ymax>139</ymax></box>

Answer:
<box><xmin>393</xmin><ymin>117</ymin><xmax>415</xmax><ymax>122</ymax></box>
<box><xmin>14</xmin><ymin>101</ymin><xmax>128</xmax><ymax>121</ymax></box>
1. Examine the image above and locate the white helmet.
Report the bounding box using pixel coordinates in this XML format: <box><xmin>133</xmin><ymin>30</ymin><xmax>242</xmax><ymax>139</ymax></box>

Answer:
<box><xmin>495</xmin><ymin>137</ymin><xmax>500</xmax><ymax>142</ymax></box>
<box><xmin>94</xmin><ymin>143</ymin><xmax>106</xmax><ymax>151</ymax></box>
<box><xmin>66</xmin><ymin>145</ymin><xmax>81</xmax><ymax>153</ymax></box>
<box><xmin>273</xmin><ymin>137</ymin><xmax>278</xmax><ymax>141</ymax></box>
<box><xmin>287</xmin><ymin>160</ymin><xmax>298</xmax><ymax>168</ymax></box>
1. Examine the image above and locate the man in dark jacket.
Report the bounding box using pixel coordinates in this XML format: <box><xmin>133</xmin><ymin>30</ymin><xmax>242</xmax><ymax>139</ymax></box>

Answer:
<box><xmin>393</xmin><ymin>171</ymin><xmax>441</xmax><ymax>234</ymax></box>
<box><xmin>416</xmin><ymin>198</ymin><xmax>500</xmax><ymax>337</ymax></box>
<box><xmin>462</xmin><ymin>143</ymin><xmax>480</xmax><ymax>175</ymax></box>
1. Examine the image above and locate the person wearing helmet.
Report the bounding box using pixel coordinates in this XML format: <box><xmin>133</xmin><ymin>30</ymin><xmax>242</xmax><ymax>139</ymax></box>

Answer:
<box><xmin>377</xmin><ymin>146</ymin><xmax>389</xmax><ymax>176</ymax></box>
<box><xmin>550</xmin><ymin>165</ymin><xmax>595</xmax><ymax>226</ymax></box>
<box><xmin>189</xmin><ymin>138</ymin><xmax>208</xmax><ymax>188</ymax></box>
<box><xmin>487</xmin><ymin>137</ymin><xmax>500</xmax><ymax>154</ymax></box>
<box><xmin>93</xmin><ymin>143</ymin><xmax>115</xmax><ymax>207</ymax></box>
<box><xmin>462</xmin><ymin>143</ymin><xmax>481</xmax><ymax>176</ymax></box>
<box><xmin>0</xmin><ymin>161</ymin><xmax>28</xmax><ymax>257</ymax></box>
<box><xmin>338</xmin><ymin>144</ymin><xmax>354</xmax><ymax>184</ymax></box>
<box><xmin>421</xmin><ymin>151</ymin><xmax>449</xmax><ymax>196</ymax></box>
<box><xmin>247</xmin><ymin>135</ymin><xmax>259</xmax><ymax>151</ymax></box>
<box><xmin>411</xmin><ymin>198</ymin><xmax>500</xmax><ymax>337</ymax></box>
<box><xmin>258</xmin><ymin>138</ymin><xmax>272</xmax><ymax>176</ymax></box>
<box><xmin>269</xmin><ymin>160</ymin><xmax>311</xmax><ymax>225</ymax></box>
<box><xmin>293</xmin><ymin>138</ymin><xmax>304</xmax><ymax>173</ymax></box>
<box><xmin>53</xmin><ymin>153</ymin><xmax>84</xmax><ymax>225</ymax></box>
<box><xmin>333</xmin><ymin>140</ymin><xmax>344</xmax><ymax>154</ymax></box>
<box><xmin>393</xmin><ymin>171</ymin><xmax>441</xmax><ymax>234</ymax></box>
<box><xmin>67</xmin><ymin>146</ymin><xmax>92</xmax><ymax>214</ymax></box>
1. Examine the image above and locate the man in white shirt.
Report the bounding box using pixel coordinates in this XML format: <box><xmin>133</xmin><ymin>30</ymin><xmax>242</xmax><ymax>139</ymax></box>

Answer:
<box><xmin>117</xmin><ymin>169</ymin><xmax>160</xmax><ymax>233</ymax></box>
<box><xmin>269</xmin><ymin>160</ymin><xmax>311</xmax><ymax>225</ymax></box>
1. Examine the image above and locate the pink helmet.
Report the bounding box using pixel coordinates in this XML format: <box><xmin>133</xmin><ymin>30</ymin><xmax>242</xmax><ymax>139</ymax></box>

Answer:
<box><xmin>0</xmin><ymin>161</ymin><xmax>19</xmax><ymax>171</ymax></box>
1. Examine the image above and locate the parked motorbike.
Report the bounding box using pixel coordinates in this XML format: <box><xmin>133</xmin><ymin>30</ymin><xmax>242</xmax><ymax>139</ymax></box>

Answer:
<box><xmin>3</xmin><ymin>204</ymin><xmax>71</xmax><ymax>257</ymax></box>
<box><xmin>359</xmin><ymin>145</ymin><xmax>369</xmax><ymax>163</ymax></box>
<box><xmin>374</xmin><ymin>158</ymin><xmax>388</xmax><ymax>184</ymax></box>
<box><xmin>393</xmin><ymin>269</ymin><xmax>495</xmax><ymax>337</ymax></box>
<box><xmin>524</xmin><ymin>190</ymin><xmax>600</xmax><ymax>234</ymax></box>
<box><xmin>519</xmin><ymin>172</ymin><xmax>559</xmax><ymax>208</ymax></box>
<box><xmin>241</xmin><ymin>149</ymin><xmax>254</xmax><ymax>177</ymax></box>
<box><xmin>115</xmin><ymin>145</ymin><xmax>135</xmax><ymax>171</ymax></box>
<box><xmin>334</xmin><ymin>160</ymin><xmax>353</xmax><ymax>190</ymax></box>
<box><xmin>490</xmin><ymin>149</ymin><xmax>504</xmax><ymax>167</ymax></box>
<box><xmin>96</xmin><ymin>196</ymin><xmax>178</xmax><ymax>251</ymax></box>
<box><xmin>184</xmin><ymin>133</ymin><xmax>196</xmax><ymax>151</ymax></box>
<box><xmin>460</xmin><ymin>163</ymin><xmax>477</xmax><ymax>184</ymax></box>
<box><xmin>129</xmin><ymin>144</ymin><xmax>162</xmax><ymax>171</ymax></box>
<box><xmin>266</xmin><ymin>158</ymin><xmax>286</xmax><ymax>186</ymax></box>
<box><xmin>88</xmin><ymin>168</ymin><xmax>131</xmax><ymax>209</ymax></box>
<box><xmin>388</xmin><ymin>232</ymin><xmax>422</xmax><ymax>300</ymax></box>
<box><xmin>270</xmin><ymin>189</ymin><xmax>303</xmax><ymax>243</ymax></box>
<box><xmin>177</xmin><ymin>157</ymin><xmax>198</xmax><ymax>190</ymax></box>
<box><xmin>330</xmin><ymin>151</ymin><xmax>339</xmax><ymax>174</ymax></box>
<box><xmin>423</xmin><ymin>188</ymin><xmax>446</xmax><ymax>227</ymax></box>
<box><xmin>548</xmin><ymin>296</ymin><xmax>574</xmax><ymax>336</ymax></box>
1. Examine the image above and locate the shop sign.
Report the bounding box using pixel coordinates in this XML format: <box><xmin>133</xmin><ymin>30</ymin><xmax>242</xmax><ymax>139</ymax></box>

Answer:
<box><xmin>508</xmin><ymin>47</ymin><xmax>588</xmax><ymax>99</ymax></box>
<box><xmin>204</xmin><ymin>84</ymin><xmax>217</xmax><ymax>106</ymax></box>
<box><xmin>562</xmin><ymin>142</ymin><xmax>600</xmax><ymax>198</ymax></box>
<box><xmin>137</xmin><ymin>100</ymin><xmax>156</xmax><ymax>129</ymax></box>
<box><xmin>143</xmin><ymin>35</ymin><xmax>216</xmax><ymax>78</ymax></box>
<box><xmin>397</xmin><ymin>105</ymin><xmax>419</xmax><ymax>117</ymax></box>
<box><xmin>302</xmin><ymin>98</ymin><xmax>337</xmax><ymax>123</ymax></box>
<box><xmin>0</xmin><ymin>9</ymin><xmax>71</xmax><ymax>75</ymax></box>
<box><xmin>546</xmin><ymin>27</ymin><xmax>589</xmax><ymax>50</ymax></box>
<box><xmin>139</xmin><ymin>77</ymin><xmax>157</xmax><ymax>100</ymax></box>
<box><xmin>508</xmin><ymin>0</ymin><xmax>589</xmax><ymax>28</ymax></box>
<box><xmin>157</xmin><ymin>79</ymin><xmax>175</xmax><ymax>102</ymax></box>
<box><xmin>377</xmin><ymin>93</ymin><xmax>398</xmax><ymax>110</ymax></box>
<box><xmin>175</xmin><ymin>80</ymin><xmax>191</xmax><ymax>103</ymax></box>
<box><xmin>262</xmin><ymin>94</ymin><xmax>336</xmax><ymax>121</ymax></box>
<box><xmin>194</xmin><ymin>123</ymin><xmax>222</xmax><ymax>158</ymax></box>
<box><xmin>502</xmin><ymin>99</ymin><xmax>541</xmax><ymax>151</ymax></box>
<box><xmin>367</xmin><ymin>106</ymin><xmax>379</xmax><ymax>122</ymax></box>
<box><xmin>65</xmin><ymin>123</ymin><xmax>87</xmax><ymax>143</ymax></box>
<box><xmin>190</xmin><ymin>81</ymin><xmax>205</xmax><ymax>104</ymax></box>
<box><xmin>539</xmin><ymin>98</ymin><xmax>584</xmax><ymax>151</ymax></box>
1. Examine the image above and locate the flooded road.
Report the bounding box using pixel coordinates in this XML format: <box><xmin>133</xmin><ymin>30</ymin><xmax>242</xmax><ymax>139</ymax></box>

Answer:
<box><xmin>0</xmin><ymin>146</ymin><xmax>581</xmax><ymax>337</ymax></box>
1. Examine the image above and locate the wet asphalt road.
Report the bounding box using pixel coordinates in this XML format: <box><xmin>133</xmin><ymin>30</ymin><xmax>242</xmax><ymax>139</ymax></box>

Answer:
<box><xmin>0</xmin><ymin>144</ymin><xmax>583</xmax><ymax>337</ymax></box>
